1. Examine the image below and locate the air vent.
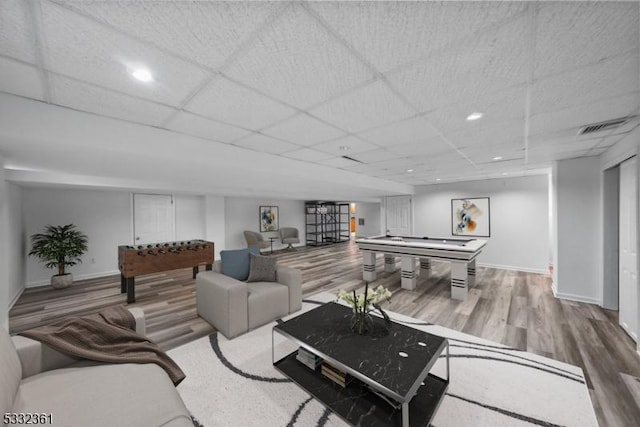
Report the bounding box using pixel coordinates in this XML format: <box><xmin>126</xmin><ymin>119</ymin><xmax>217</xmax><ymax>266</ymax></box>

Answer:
<box><xmin>341</xmin><ymin>155</ymin><xmax>364</xmax><ymax>163</ymax></box>
<box><xmin>579</xmin><ymin>118</ymin><xmax>629</xmax><ymax>135</ymax></box>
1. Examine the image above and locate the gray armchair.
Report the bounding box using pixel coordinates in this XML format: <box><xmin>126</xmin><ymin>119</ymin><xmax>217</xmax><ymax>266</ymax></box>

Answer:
<box><xmin>280</xmin><ymin>227</ymin><xmax>300</xmax><ymax>249</ymax></box>
<box><xmin>243</xmin><ymin>230</ymin><xmax>270</xmax><ymax>250</ymax></box>
<box><xmin>196</xmin><ymin>261</ymin><xmax>302</xmax><ymax>339</ymax></box>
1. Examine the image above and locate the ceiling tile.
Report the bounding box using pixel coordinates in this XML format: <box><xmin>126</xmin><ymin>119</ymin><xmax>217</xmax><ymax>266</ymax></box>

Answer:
<box><xmin>425</xmin><ymin>86</ymin><xmax>527</xmax><ymax>133</ymax></box>
<box><xmin>357</xmin><ymin>116</ymin><xmax>441</xmax><ymax>147</ymax></box>
<box><xmin>348</xmin><ymin>149</ymin><xmax>401</xmax><ymax>164</ymax></box>
<box><xmin>445</xmin><ymin>119</ymin><xmax>526</xmax><ymax>149</ymax></box>
<box><xmin>388</xmin><ymin>13</ymin><xmax>531</xmax><ymax>112</ymax></box>
<box><xmin>233</xmin><ymin>133</ymin><xmax>300</xmax><ymax>155</ymax></box>
<box><xmin>40</xmin><ymin>2</ymin><xmax>209</xmax><ymax>106</ymax></box>
<box><xmin>50</xmin><ymin>75</ymin><xmax>176</xmax><ymax>127</ymax></box>
<box><xmin>55</xmin><ymin>1</ymin><xmax>280</xmax><ymax>70</ymax></box>
<box><xmin>165</xmin><ymin>112</ymin><xmax>249</xmax><ymax>144</ymax></box>
<box><xmin>0</xmin><ymin>0</ymin><xmax>37</xmax><ymax>64</ymax></box>
<box><xmin>185</xmin><ymin>76</ymin><xmax>297</xmax><ymax>130</ymax></box>
<box><xmin>535</xmin><ymin>2</ymin><xmax>639</xmax><ymax>79</ymax></box>
<box><xmin>531</xmin><ymin>53</ymin><xmax>639</xmax><ymax>115</ymax></box>
<box><xmin>312</xmin><ymin>135</ymin><xmax>379</xmax><ymax>156</ymax></box>
<box><xmin>0</xmin><ymin>57</ymin><xmax>44</xmax><ymax>101</ymax></box>
<box><xmin>262</xmin><ymin>113</ymin><xmax>346</xmax><ymax>146</ymax></box>
<box><xmin>311</xmin><ymin>80</ymin><xmax>416</xmax><ymax>133</ymax></box>
<box><xmin>529</xmin><ymin>92</ymin><xmax>640</xmax><ymax>137</ymax></box>
<box><xmin>224</xmin><ymin>3</ymin><xmax>374</xmax><ymax>109</ymax></box>
<box><xmin>281</xmin><ymin>148</ymin><xmax>335</xmax><ymax>162</ymax></box>
<box><xmin>316</xmin><ymin>156</ymin><xmax>362</xmax><ymax>169</ymax></box>
<box><xmin>386</xmin><ymin>137</ymin><xmax>455</xmax><ymax>158</ymax></box>
<box><xmin>309</xmin><ymin>1</ymin><xmax>527</xmax><ymax>73</ymax></box>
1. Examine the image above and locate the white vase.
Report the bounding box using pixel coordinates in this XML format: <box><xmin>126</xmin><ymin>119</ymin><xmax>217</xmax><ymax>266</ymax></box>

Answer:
<box><xmin>51</xmin><ymin>273</ymin><xmax>73</xmax><ymax>289</ymax></box>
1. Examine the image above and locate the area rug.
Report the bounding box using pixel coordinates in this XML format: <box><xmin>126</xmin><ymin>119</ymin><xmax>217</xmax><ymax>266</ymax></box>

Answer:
<box><xmin>168</xmin><ymin>293</ymin><xmax>598</xmax><ymax>427</ymax></box>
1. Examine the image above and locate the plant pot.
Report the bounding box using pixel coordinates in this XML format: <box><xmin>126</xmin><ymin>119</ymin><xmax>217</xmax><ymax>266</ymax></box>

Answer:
<box><xmin>51</xmin><ymin>273</ymin><xmax>73</xmax><ymax>289</ymax></box>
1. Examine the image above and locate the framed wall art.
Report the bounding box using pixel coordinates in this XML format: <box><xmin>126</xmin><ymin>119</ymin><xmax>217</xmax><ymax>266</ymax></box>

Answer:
<box><xmin>451</xmin><ymin>197</ymin><xmax>490</xmax><ymax>237</ymax></box>
<box><xmin>259</xmin><ymin>206</ymin><xmax>279</xmax><ymax>232</ymax></box>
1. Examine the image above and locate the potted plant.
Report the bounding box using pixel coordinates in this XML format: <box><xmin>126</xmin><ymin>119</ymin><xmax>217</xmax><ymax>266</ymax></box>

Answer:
<box><xmin>29</xmin><ymin>224</ymin><xmax>89</xmax><ymax>289</ymax></box>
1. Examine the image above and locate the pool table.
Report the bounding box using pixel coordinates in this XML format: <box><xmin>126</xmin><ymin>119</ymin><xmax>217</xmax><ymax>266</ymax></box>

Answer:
<box><xmin>355</xmin><ymin>234</ymin><xmax>487</xmax><ymax>300</ymax></box>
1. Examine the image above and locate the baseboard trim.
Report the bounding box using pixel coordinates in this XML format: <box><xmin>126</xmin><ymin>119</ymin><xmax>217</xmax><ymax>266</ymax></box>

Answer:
<box><xmin>8</xmin><ymin>287</ymin><xmax>25</xmax><ymax>310</ymax></box>
<box><xmin>26</xmin><ymin>270</ymin><xmax>121</xmax><ymax>288</ymax></box>
<box><xmin>552</xmin><ymin>288</ymin><xmax>601</xmax><ymax>305</ymax></box>
<box><xmin>477</xmin><ymin>263</ymin><xmax>548</xmax><ymax>275</ymax></box>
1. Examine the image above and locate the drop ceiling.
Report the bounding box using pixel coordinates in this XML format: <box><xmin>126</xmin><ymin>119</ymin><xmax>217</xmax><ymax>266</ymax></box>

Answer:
<box><xmin>0</xmin><ymin>1</ymin><xmax>638</xmax><ymax>200</ymax></box>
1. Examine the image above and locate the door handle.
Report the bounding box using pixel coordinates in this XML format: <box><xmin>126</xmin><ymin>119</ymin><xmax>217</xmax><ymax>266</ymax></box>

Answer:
<box><xmin>135</xmin><ymin>237</ymin><xmax>140</xmax><ymax>241</ymax></box>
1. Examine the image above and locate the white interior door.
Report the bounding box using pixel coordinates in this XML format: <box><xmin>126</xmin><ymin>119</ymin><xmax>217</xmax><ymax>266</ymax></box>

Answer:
<box><xmin>133</xmin><ymin>194</ymin><xmax>175</xmax><ymax>244</ymax></box>
<box><xmin>619</xmin><ymin>156</ymin><xmax>638</xmax><ymax>343</ymax></box>
<box><xmin>386</xmin><ymin>195</ymin><xmax>412</xmax><ymax>236</ymax></box>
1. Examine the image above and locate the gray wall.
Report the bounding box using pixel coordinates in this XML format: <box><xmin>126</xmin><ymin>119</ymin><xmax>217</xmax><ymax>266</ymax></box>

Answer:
<box><xmin>552</xmin><ymin>157</ymin><xmax>602</xmax><ymax>304</ymax></box>
<box><xmin>224</xmin><ymin>197</ymin><xmax>306</xmax><ymax>251</ymax></box>
<box><xmin>354</xmin><ymin>202</ymin><xmax>382</xmax><ymax>237</ymax></box>
<box><xmin>413</xmin><ymin>175</ymin><xmax>549</xmax><ymax>273</ymax></box>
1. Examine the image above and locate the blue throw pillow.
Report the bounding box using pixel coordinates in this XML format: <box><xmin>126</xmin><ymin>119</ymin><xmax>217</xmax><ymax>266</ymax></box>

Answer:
<box><xmin>220</xmin><ymin>247</ymin><xmax>259</xmax><ymax>281</ymax></box>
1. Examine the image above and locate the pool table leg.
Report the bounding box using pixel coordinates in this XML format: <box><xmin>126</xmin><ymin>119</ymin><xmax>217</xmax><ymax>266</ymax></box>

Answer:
<box><xmin>419</xmin><ymin>257</ymin><xmax>431</xmax><ymax>277</ymax></box>
<box><xmin>450</xmin><ymin>261</ymin><xmax>468</xmax><ymax>300</ymax></box>
<box><xmin>468</xmin><ymin>259</ymin><xmax>476</xmax><ymax>287</ymax></box>
<box><xmin>362</xmin><ymin>251</ymin><xmax>377</xmax><ymax>282</ymax></box>
<box><xmin>384</xmin><ymin>254</ymin><xmax>395</xmax><ymax>273</ymax></box>
<box><xmin>401</xmin><ymin>256</ymin><xmax>417</xmax><ymax>290</ymax></box>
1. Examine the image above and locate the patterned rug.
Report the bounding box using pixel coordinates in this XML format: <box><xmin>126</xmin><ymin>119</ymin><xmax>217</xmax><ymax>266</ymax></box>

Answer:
<box><xmin>168</xmin><ymin>293</ymin><xmax>597</xmax><ymax>427</ymax></box>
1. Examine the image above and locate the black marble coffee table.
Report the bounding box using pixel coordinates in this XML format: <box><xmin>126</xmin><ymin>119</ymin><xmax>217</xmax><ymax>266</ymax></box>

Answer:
<box><xmin>272</xmin><ymin>302</ymin><xmax>449</xmax><ymax>427</ymax></box>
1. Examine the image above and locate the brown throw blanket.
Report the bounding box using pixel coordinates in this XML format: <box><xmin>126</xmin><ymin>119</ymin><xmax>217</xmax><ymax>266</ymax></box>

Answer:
<box><xmin>20</xmin><ymin>306</ymin><xmax>185</xmax><ymax>385</ymax></box>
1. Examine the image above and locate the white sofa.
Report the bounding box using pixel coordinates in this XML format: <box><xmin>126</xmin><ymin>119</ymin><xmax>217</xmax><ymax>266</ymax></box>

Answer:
<box><xmin>0</xmin><ymin>308</ymin><xmax>193</xmax><ymax>427</ymax></box>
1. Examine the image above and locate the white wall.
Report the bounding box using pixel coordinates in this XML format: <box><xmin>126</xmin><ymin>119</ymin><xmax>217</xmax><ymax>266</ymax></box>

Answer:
<box><xmin>23</xmin><ymin>188</ymin><xmax>208</xmax><ymax>286</ymax></box>
<box><xmin>0</xmin><ymin>156</ymin><xmax>8</xmax><ymax>329</ymax></box>
<box><xmin>413</xmin><ymin>175</ymin><xmax>549</xmax><ymax>273</ymax></box>
<box><xmin>6</xmin><ymin>183</ymin><xmax>24</xmax><ymax>309</ymax></box>
<box><xmin>204</xmin><ymin>195</ymin><xmax>225</xmax><ymax>258</ymax></box>
<box><xmin>224</xmin><ymin>197</ymin><xmax>306</xmax><ymax>251</ymax></box>
<box><xmin>175</xmin><ymin>195</ymin><xmax>205</xmax><ymax>241</ymax></box>
<box><xmin>553</xmin><ymin>157</ymin><xmax>602</xmax><ymax>304</ymax></box>
<box><xmin>354</xmin><ymin>202</ymin><xmax>382</xmax><ymax>237</ymax></box>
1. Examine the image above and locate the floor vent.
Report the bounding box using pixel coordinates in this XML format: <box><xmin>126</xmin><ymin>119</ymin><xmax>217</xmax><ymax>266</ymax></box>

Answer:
<box><xmin>579</xmin><ymin>118</ymin><xmax>630</xmax><ymax>135</ymax></box>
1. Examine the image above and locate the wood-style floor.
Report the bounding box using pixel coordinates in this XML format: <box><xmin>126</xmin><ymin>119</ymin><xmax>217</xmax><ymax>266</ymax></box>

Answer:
<box><xmin>9</xmin><ymin>240</ymin><xmax>640</xmax><ymax>427</ymax></box>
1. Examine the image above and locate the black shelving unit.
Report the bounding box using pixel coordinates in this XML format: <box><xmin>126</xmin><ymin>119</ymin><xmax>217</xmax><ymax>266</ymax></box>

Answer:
<box><xmin>305</xmin><ymin>201</ymin><xmax>350</xmax><ymax>246</ymax></box>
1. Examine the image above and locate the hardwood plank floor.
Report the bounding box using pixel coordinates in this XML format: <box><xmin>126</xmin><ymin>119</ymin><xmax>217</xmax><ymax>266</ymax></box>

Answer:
<box><xmin>9</xmin><ymin>240</ymin><xmax>640</xmax><ymax>426</ymax></box>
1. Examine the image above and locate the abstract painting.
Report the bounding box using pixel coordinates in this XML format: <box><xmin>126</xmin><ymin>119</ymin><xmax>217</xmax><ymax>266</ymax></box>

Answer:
<box><xmin>259</xmin><ymin>206</ymin><xmax>279</xmax><ymax>232</ymax></box>
<box><xmin>451</xmin><ymin>197</ymin><xmax>490</xmax><ymax>237</ymax></box>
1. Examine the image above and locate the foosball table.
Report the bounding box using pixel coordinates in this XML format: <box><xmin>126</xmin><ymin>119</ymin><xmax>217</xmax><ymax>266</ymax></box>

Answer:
<box><xmin>118</xmin><ymin>240</ymin><xmax>214</xmax><ymax>303</ymax></box>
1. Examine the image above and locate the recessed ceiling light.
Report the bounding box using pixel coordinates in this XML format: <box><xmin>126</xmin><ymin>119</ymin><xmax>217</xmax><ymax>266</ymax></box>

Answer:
<box><xmin>436</xmin><ymin>178</ymin><xmax>441</xmax><ymax>181</ymax></box>
<box><xmin>466</xmin><ymin>112</ymin><xmax>483</xmax><ymax>121</ymax></box>
<box><xmin>339</xmin><ymin>145</ymin><xmax>350</xmax><ymax>151</ymax></box>
<box><xmin>406</xmin><ymin>169</ymin><xmax>414</xmax><ymax>173</ymax></box>
<box><xmin>131</xmin><ymin>68</ymin><xmax>153</xmax><ymax>82</ymax></box>
<box><xmin>501</xmin><ymin>172</ymin><xmax>508</xmax><ymax>176</ymax></box>
<box><xmin>492</xmin><ymin>156</ymin><xmax>503</xmax><ymax>161</ymax></box>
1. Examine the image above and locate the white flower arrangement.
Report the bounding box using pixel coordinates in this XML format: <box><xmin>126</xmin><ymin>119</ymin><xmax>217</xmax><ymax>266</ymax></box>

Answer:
<box><xmin>336</xmin><ymin>282</ymin><xmax>392</xmax><ymax>333</ymax></box>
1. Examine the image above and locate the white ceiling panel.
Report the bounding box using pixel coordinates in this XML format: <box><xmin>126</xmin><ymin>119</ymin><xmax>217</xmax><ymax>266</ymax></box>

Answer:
<box><xmin>357</xmin><ymin>116</ymin><xmax>442</xmax><ymax>147</ymax></box>
<box><xmin>425</xmin><ymin>86</ymin><xmax>527</xmax><ymax>133</ymax></box>
<box><xmin>50</xmin><ymin>75</ymin><xmax>176</xmax><ymax>127</ymax></box>
<box><xmin>389</xmin><ymin>137</ymin><xmax>455</xmax><ymax>157</ymax></box>
<box><xmin>185</xmin><ymin>76</ymin><xmax>297</xmax><ymax>131</ymax></box>
<box><xmin>531</xmin><ymin>53</ymin><xmax>639</xmax><ymax>115</ymax></box>
<box><xmin>262</xmin><ymin>113</ymin><xmax>346</xmax><ymax>146</ymax></box>
<box><xmin>0</xmin><ymin>0</ymin><xmax>37</xmax><ymax>64</ymax></box>
<box><xmin>445</xmin><ymin>119</ymin><xmax>526</xmax><ymax>149</ymax></box>
<box><xmin>54</xmin><ymin>0</ymin><xmax>280</xmax><ymax>70</ymax></box>
<box><xmin>281</xmin><ymin>148</ymin><xmax>335</xmax><ymax>162</ymax></box>
<box><xmin>388</xmin><ymin>13</ymin><xmax>531</xmax><ymax>113</ymax></box>
<box><xmin>224</xmin><ymin>3</ymin><xmax>374</xmax><ymax>109</ymax></box>
<box><xmin>348</xmin><ymin>149</ymin><xmax>401</xmax><ymax>164</ymax></box>
<box><xmin>165</xmin><ymin>112</ymin><xmax>249</xmax><ymax>144</ymax></box>
<box><xmin>535</xmin><ymin>2</ymin><xmax>639</xmax><ymax>79</ymax></box>
<box><xmin>311</xmin><ymin>80</ymin><xmax>416</xmax><ymax>133</ymax></box>
<box><xmin>316</xmin><ymin>156</ymin><xmax>362</xmax><ymax>169</ymax></box>
<box><xmin>309</xmin><ymin>1</ymin><xmax>527</xmax><ymax>73</ymax></box>
<box><xmin>529</xmin><ymin>92</ymin><xmax>640</xmax><ymax>137</ymax></box>
<box><xmin>233</xmin><ymin>133</ymin><xmax>300</xmax><ymax>155</ymax></box>
<box><xmin>40</xmin><ymin>2</ymin><xmax>209</xmax><ymax>106</ymax></box>
<box><xmin>312</xmin><ymin>135</ymin><xmax>379</xmax><ymax>156</ymax></box>
<box><xmin>0</xmin><ymin>57</ymin><xmax>45</xmax><ymax>101</ymax></box>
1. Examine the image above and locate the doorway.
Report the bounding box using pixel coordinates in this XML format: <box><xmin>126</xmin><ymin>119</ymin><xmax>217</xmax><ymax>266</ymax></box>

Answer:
<box><xmin>619</xmin><ymin>156</ymin><xmax>638</xmax><ymax>343</ymax></box>
<box><xmin>133</xmin><ymin>193</ymin><xmax>175</xmax><ymax>244</ymax></box>
<box><xmin>385</xmin><ymin>195</ymin><xmax>412</xmax><ymax>236</ymax></box>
